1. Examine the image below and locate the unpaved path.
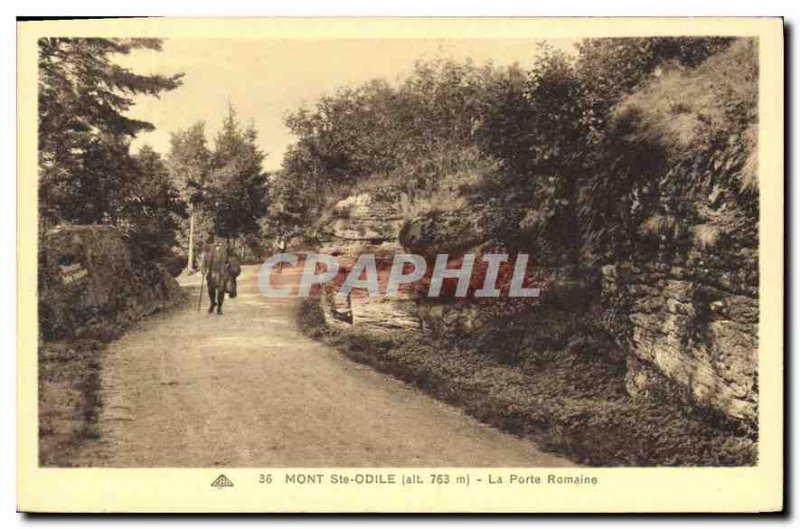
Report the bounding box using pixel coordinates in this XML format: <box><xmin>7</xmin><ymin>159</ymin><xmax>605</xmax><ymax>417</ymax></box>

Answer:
<box><xmin>75</xmin><ymin>264</ymin><xmax>572</xmax><ymax>467</ymax></box>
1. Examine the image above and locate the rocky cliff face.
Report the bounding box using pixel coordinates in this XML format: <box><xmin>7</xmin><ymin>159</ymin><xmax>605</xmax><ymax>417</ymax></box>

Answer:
<box><xmin>317</xmin><ymin>178</ymin><xmax>758</xmax><ymax>427</ymax></box>
<box><xmin>318</xmin><ymin>193</ymin><xmax>405</xmax><ymax>257</ymax></box>
<box><xmin>316</xmin><ymin>192</ymin><xmax>508</xmax><ymax>335</ymax></box>
<box><xmin>596</xmin><ymin>39</ymin><xmax>760</xmax><ymax>428</ymax></box>
<box><xmin>603</xmin><ymin>257</ymin><xmax>757</xmax><ymax>426</ymax></box>
<box><xmin>309</xmin><ymin>39</ymin><xmax>758</xmax><ymax>441</ymax></box>
<box><xmin>317</xmin><ymin>193</ymin><xmax>421</xmax><ymax>334</ymax></box>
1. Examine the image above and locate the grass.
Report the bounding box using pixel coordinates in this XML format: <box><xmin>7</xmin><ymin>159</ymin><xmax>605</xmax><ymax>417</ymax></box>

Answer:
<box><xmin>614</xmin><ymin>39</ymin><xmax>757</xmax><ymax>159</ymax></box>
<box><xmin>38</xmin><ymin>339</ymin><xmax>105</xmax><ymax>466</ymax></box>
<box><xmin>298</xmin><ymin>299</ymin><xmax>756</xmax><ymax>466</ymax></box>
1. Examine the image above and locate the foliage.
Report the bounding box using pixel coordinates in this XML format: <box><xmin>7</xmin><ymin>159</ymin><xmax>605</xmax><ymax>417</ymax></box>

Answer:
<box><xmin>38</xmin><ymin>38</ymin><xmax>183</xmax><ymax>228</ymax></box>
<box><xmin>580</xmin><ymin>39</ymin><xmax>758</xmax><ymax>265</ymax></box>
<box><xmin>167</xmin><ymin>121</ymin><xmax>211</xmax><ymax>205</ymax></box>
<box><xmin>206</xmin><ymin>106</ymin><xmax>268</xmax><ymax>239</ymax></box>
<box><xmin>275</xmin><ymin>60</ymin><xmax>510</xmax><ymax>225</ymax></box>
<box><xmin>124</xmin><ymin>146</ymin><xmax>187</xmax><ymax>261</ymax></box>
<box><xmin>275</xmin><ymin>37</ymin><xmax>747</xmax><ymax>276</ymax></box>
<box><xmin>262</xmin><ymin>168</ymin><xmax>316</xmax><ymax>250</ymax></box>
<box><xmin>472</xmin><ymin>46</ymin><xmax>585</xmax><ymax>270</ymax></box>
<box><xmin>574</xmin><ymin>36</ymin><xmax>736</xmax><ymax>139</ymax></box>
<box><xmin>167</xmin><ymin>121</ymin><xmax>213</xmax><ymax>265</ymax></box>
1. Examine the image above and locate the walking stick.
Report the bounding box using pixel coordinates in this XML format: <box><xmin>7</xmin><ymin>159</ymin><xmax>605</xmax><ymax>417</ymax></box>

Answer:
<box><xmin>197</xmin><ymin>270</ymin><xmax>206</xmax><ymax>312</ymax></box>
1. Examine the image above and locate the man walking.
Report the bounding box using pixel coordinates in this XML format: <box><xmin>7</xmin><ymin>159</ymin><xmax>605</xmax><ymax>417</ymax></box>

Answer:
<box><xmin>202</xmin><ymin>238</ymin><xmax>241</xmax><ymax>315</ymax></box>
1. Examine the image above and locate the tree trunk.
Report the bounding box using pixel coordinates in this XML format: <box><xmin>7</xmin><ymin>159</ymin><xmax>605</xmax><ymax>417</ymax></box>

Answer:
<box><xmin>564</xmin><ymin>171</ymin><xmax>582</xmax><ymax>279</ymax></box>
<box><xmin>186</xmin><ymin>205</ymin><xmax>195</xmax><ymax>273</ymax></box>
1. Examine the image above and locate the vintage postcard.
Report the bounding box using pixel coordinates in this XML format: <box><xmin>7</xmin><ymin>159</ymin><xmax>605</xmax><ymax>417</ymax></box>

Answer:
<box><xmin>17</xmin><ymin>17</ymin><xmax>783</xmax><ymax>513</ymax></box>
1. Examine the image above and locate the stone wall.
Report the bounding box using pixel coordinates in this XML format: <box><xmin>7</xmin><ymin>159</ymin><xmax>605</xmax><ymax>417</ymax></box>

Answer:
<box><xmin>603</xmin><ymin>253</ymin><xmax>758</xmax><ymax>426</ymax></box>
<box><xmin>39</xmin><ymin>225</ymin><xmax>187</xmax><ymax>340</ymax></box>
<box><xmin>601</xmin><ymin>40</ymin><xmax>760</xmax><ymax>428</ymax></box>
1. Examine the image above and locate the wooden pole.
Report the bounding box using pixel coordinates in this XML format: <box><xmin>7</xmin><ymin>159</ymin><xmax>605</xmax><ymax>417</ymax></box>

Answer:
<box><xmin>187</xmin><ymin>204</ymin><xmax>195</xmax><ymax>272</ymax></box>
<box><xmin>197</xmin><ymin>270</ymin><xmax>206</xmax><ymax>312</ymax></box>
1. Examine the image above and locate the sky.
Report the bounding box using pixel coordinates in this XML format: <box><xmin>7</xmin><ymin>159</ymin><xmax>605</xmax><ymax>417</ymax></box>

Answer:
<box><xmin>119</xmin><ymin>38</ymin><xmax>579</xmax><ymax>171</ymax></box>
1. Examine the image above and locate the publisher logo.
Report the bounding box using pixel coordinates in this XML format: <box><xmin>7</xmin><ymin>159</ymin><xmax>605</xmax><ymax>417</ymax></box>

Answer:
<box><xmin>211</xmin><ymin>474</ymin><xmax>234</xmax><ymax>489</ymax></box>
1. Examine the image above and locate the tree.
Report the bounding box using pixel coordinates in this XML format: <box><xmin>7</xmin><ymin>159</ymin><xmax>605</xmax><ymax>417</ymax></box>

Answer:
<box><xmin>280</xmin><ymin>59</ymin><xmax>506</xmax><ymax>217</ymax></box>
<box><xmin>167</xmin><ymin>121</ymin><xmax>211</xmax><ymax>271</ymax></box>
<box><xmin>38</xmin><ymin>38</ymin><xmax>183</xmax><ymax>228</ymax></box>
<box><xmin>264</xmin><ymin>167</ymin><xmax>315</xmax><ymax>252</ymax></box>
<box><xmin>474</xmin><ymin>46</ymin><xmax>585</xmax><ymax>274</ymax></box>
<box><xmin>125</xmin><ymin>145</ymin><xmax>187</xmax><ymax>261</ymax></box>
<box><xmin>275</xmin><ymin>38</ymin><xmax>742</xmax><ymax>280</ymax></box>
<box><xmin>474</xmin><ymin>39</ymin><xmax>737</xmax><ymax>272</ymax></box>
<box><xmin>206</xmin><ymin>106</ymin><xmax>268</xmax><ymax>241</ymax></box>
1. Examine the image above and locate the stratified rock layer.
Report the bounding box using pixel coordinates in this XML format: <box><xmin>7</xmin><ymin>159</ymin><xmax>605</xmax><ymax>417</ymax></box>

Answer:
<box><xmin>317</xmin><ymin>193</ymin><xmax>421</xmax><ymax>333</ymax></box>
<box><xmin>603</xmin><ymin>255</ymin><xmax>758</xmax><ymax>426</ymax></box>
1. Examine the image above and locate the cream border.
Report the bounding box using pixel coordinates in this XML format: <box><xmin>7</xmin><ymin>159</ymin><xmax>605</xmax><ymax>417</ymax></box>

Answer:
<box><xmin>17</xmin><ymin>17</ymin><xmax>783</xmax><ymax>513</ymax></box>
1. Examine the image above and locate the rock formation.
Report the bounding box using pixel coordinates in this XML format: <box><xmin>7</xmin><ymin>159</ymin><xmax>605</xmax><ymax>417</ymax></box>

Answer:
<box><xmin>39</xmin><ymin>225</ymin><xmax>187</xmax><ymax>341</ymax></box>
<box><xmin>317</xmin><ymin>193</ymin><xmax>421</xmax><ymax>333</ymax></box>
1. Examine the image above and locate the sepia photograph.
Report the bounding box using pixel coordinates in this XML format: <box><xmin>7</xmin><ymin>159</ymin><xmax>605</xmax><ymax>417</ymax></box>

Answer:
<box><xmin>16</xmin><ymin>16</ymin><xmax>784</xmax><ymax>513</ymax></box>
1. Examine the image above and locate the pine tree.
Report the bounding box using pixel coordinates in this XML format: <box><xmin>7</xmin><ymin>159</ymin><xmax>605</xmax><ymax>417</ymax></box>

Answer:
<box><xmin>126</xmin><ymin>146</ymin><xmax>186</xmax><ymax>261</ymax></box>
<box><xmin>207</xmin><ymin>105</ymin><xmax>268</xmax><ymax>241</ymax></box>
<box><xmin>38</xmin><ymin>38</ymin><xmax>183</xmax><ymax>227</ymax></box>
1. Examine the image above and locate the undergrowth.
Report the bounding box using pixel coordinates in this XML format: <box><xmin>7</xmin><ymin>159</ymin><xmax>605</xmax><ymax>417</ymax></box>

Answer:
<box><xmin>298</xmin><ymin>299</ymin><xmax>756</xmax><ymax>467</ymax></box>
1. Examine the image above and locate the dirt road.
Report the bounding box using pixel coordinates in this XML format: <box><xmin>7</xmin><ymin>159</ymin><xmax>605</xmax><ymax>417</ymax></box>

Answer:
<box><xmin>76</xmin><ymin>264</ymin><xmax>572</xmax><ymax>467</ymax></box>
